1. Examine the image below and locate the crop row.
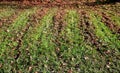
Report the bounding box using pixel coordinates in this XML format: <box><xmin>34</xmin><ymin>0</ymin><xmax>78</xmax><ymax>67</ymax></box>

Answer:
<box><xmin>0</xmin><ymin>8</ymin><xmax>15</xmax><ymax>19</ymax></box>
<box><xmin>0</xmin><ymin>8</ymin><xmax>120</xmax><ymax>72</ymax></box>
<box><xmin>0</xmin><ymin>8</ymin><xmax>37</xmax><ymax>72</ymax></box>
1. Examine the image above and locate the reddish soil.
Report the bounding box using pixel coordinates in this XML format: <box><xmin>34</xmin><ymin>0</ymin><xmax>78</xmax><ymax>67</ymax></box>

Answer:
<box><xmin>53</xmin><ymin>8</ymin><xmax>66</xmax><ymax>55</ymax></box>
<box><xmin>13</xmin><ymin>8</ymin><xmax>49</xmax><ymax>60</ymax></box>
<box><xmin>0</xmin><ymin>0</ymin><xmax>91</xmax><ymax>6</ymax></box>
<box><xmin>0</xmin><ymin>9</ymin><xmax>23</xmax><ymax>29</ymax></box>
<box><xmin>101</xmin><ymin>12</ymin><xmax>120</xmax><ymax>34</ymax></box>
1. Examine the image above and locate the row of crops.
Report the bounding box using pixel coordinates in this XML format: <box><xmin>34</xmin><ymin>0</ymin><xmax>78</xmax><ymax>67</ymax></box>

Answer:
<box><xmin>0</xmin><ymin>6</ymin><xmax>120</xmax><ymax>72</ymax></box>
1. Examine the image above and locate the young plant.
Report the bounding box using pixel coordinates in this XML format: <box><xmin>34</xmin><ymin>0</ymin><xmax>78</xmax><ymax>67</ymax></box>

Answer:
<box><xmin>15</xmin><ymin>8</ymin><xmax>57</xmax><ymax>72</ymax></box>
<box><xmin>0</xmin><ymin>8</ymin><xmax>15</xmax><ymax>19</ymax></box>
<box><xmin>89</xmin><ymin>12</ymin><xmax>120</xmax><ymax>51</ymax></box>
<box><xmin>0</xmin><ymin>8</ymin><xmax>36</xmax><ymax>57</ymax></box>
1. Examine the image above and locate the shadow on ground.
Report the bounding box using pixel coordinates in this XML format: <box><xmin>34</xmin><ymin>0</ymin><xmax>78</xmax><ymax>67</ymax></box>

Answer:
<box><xmin>85</xmin><ymin>0</ymin><xmax>120</xmax><ymax>6</ymax></box>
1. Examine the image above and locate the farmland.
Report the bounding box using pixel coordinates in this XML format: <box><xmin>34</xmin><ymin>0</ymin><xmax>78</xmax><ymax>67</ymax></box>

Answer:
<box><xmin>0</xmin><ymin>1</ymin><xmax>120</xmax><ymax>73</ymax></box>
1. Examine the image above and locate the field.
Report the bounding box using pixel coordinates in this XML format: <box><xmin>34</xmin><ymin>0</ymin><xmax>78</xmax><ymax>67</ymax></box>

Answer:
<box><xmin>0</xmin><ymin>1</ymin><xmax>120</xmax><ymax>73</ymax></box>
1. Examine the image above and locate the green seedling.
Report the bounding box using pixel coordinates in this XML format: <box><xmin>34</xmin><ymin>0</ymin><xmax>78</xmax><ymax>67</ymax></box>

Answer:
<box><xmin>0</xmin><ymin>8</ymin><xmax>36</xmax><ymax>57</ymax></box>
<box><xmin>90</xmin><ymin>12</ymin><xmax>120</xmax><ymax>51</ymax></box>
<box><xmin>15</xmin><ymin>8</ymin><xmax>58</xmax><ymax>72</ymax></box>
<box><xmin>0</xmin><ymin>8</ymin><xmax>15</xmax><ymax>19</ymax></box>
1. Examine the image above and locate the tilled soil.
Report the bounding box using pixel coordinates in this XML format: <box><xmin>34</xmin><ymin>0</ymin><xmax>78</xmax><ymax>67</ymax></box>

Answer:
<box><xmin>0</xmin><ymin>1</ymin><xmax>120</xmax><ymax>73</ymax></box>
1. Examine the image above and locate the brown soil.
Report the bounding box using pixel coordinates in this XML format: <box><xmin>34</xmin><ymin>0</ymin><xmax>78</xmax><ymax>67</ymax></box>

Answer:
<box><xmin>13</xmin><ymin>8</ymin><xmax>49</xmax><ymax>60</ymax></box>
<box><xmin>0</xmin><ymin>0</ymin><xmax>90</xmax><ymax>7</ymax></box>
<box><xmin>0</xmin><ymin>9</ymin><xmax>23</xmax><ymax>28</ymax></box>
<box><xmin>101</xmin><ymin>12</ymin><xmax>120</xmax><ymax>34</ymax></box>
<box><xmin>53</xmin><ymin>8</ymin><xmax>66</xmax><ymax>56</ymax></box>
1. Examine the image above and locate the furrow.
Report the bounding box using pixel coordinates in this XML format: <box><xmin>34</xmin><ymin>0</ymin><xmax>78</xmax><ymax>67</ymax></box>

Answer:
<box><xmin>13</xmin><ymin>8</ymin><xmax>57</xmax><ymax>72</ymax></box>
<box><xmin>0</xmin><ymin>8</ymin><xmax>36</xmax><ymax>57</ymax></box>
<box><xmin>89</xmin><ymin>12</ymin><xmax>120</xmax><ymax>52</ymax></box>
<box><xmin>0</xmin><ymin>9</ymin><xmax>23</xmax><ymax>31</ymax></box>
<box><xmin>52</xmin><ymin>10</ymin><xmax>99</xmax><ymax>72</ymax></box>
